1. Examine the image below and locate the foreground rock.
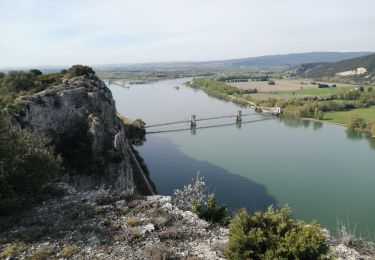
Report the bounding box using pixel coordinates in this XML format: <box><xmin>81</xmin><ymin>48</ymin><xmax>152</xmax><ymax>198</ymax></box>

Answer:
<box><xmin>1</xmin><ymin>184</ymin><xmax>374</xmax><ymax>259</ymax></box>
<box><xmin>322</xmin><ymin>229</ymin><xmax>375</xmax><ymax>260</ymax></box>
<box><xmin>0</xmin><ymin>187</ymin><xmax>227</xmax><ymax>259</ymax></box>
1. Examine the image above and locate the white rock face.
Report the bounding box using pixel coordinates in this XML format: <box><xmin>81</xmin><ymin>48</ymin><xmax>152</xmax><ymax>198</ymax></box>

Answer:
<box><xmin>336</xmin><ymin>67</ymin><xmax>368</xmax><ymax>76</ymax></box>
<box><xmin>11</xmin><ymin>74</ymin><xmax>134</xmax><ymax>194</ymax></box>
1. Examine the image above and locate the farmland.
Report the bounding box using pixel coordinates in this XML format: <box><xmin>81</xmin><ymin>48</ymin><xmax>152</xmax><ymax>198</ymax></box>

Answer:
<box><xmin>229</xmin><ymin>79</ymin><xmax>359</xmax><ymax>100</ymax></box>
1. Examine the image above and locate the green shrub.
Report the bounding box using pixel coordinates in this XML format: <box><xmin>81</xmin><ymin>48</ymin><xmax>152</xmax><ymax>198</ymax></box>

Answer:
<box><xmin>0</xmin><ymin>115</ymin><xmax>62</xmax><ymax>215</ymax></box>
<box><xmin>283</xmin><ymin>105</ymin><xmax>304</xmax><ymax>118</ymax></box>
<box><xmin>119</xmin><ymin>116</ymin><xmax>146</xmax><ymax>145</ymax></box>
<box><xmin>67</xmin><ymin>65</ymin><xmax>95</xmax><ymax>78</ymax></box>
<box><xmin>225</xmin><ymin>206</ymin><xmax>328</xmax><ymax>260</ymax></box>
<box><xmin>29</xmin><ymin>69</ymin><xmax>42</xmax><ymax>76</ymax></box>
<box><xmin>1</xmin><ymin>71</ymin><xmax>36</xmax><ymax>92</ymax></box>
<box><xmin>192</xmin><ymin>194</ymin><xmax>229</xmax><ymax>225</ymax></box>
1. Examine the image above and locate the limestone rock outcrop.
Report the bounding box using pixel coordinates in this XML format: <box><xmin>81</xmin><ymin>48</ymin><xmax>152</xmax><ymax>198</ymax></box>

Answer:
<box><xmin>11</xmin><ymin>74</ymin><xmax>134</xmax><ymax>193</ymax></box>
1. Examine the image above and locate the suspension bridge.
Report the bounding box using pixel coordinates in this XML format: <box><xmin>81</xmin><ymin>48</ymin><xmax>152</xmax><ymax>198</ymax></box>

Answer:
<box><xmin>145</xmin><ymin>110</ymin><xmax>277</xmax><ymax>134</ymax></box>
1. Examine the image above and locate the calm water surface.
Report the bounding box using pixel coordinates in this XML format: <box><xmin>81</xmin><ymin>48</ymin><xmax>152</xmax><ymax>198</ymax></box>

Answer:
<box><xmin>109</xmin><ymin>78</ymin><xmax>375</xmax><ymax>237</ymax></box>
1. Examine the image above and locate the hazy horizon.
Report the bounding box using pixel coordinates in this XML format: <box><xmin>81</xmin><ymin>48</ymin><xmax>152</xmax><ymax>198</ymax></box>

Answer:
<box><xmin>0</xmin><ymin>51</ymin><xmax>374</xmax><ymax>70</ymax></box>
<box><xmin>1</xmin><ymin>0</ymin><xmax>375</xmax><ymax>67</ymax></box>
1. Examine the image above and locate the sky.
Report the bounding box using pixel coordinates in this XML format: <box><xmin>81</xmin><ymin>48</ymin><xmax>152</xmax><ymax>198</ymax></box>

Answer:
<box><xmin>0</xmin><ymin>0</ymin><xmax>375</xmax><ymax>67</ymax></box>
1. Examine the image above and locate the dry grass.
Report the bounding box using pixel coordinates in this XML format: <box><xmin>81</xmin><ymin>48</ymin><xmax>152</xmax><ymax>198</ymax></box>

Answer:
<box><xmin>154</xmin><ymin>216</ymin><xmax>170</xmax><ymax>227</ymax></box>
<box><xmin>147</xmin><ymin>243</ymin><xmax>176</xmax><ymax>260</ymax></box>
<box><xmin>0</xmin><ymin>243</ymin><xmax>26</xmax><ymax>259</ymax></box>
<box><xmin>159</xmin><ymin>227</ymin><xmax>187</xmax><ymax>241</ymax></box>
<box><xmin>126</xmin><ymin>217</ymin><xmax>140</xmax><ymax>227</ymax></box>
<box><xmin>59</xmin><ymin>245</ymin><xmax>79</xmax><ymax>258</ymax></box>
<box><xmin>25</xmin><ymin>244</ymin><xmax>55</xmax><ymax>260</ymax></box>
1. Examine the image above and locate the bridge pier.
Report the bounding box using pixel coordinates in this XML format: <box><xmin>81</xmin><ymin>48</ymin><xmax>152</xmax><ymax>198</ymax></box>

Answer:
<box><xmin>190</xmin><ymin>114</ymin><xmax>196</xmax><ymax>127</ymax></box>
<box><xmin>191</xmin><ymin>126</ymin><xmax>196</xmax><ymax>135</ymax></box>
<box><xmin>236</xmin><ymin>110</ymin><xmax>242</xmax><ymax>122</ymax></box>
<box><xmin>236</xmin><ymin>120</ymin><xmax>242</xmax><ymax>129</ymax></box>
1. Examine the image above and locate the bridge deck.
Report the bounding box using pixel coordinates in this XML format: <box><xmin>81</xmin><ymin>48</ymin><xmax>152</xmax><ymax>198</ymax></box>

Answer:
<box><xmin>145</xmin><ymin>113</ymin><xmax>258</xmax><ymax>128</ymax></box>
<box><xmin>146</xmin><ymin>117</ymin><xmax>273</xmax><ymax>134</ymax></box>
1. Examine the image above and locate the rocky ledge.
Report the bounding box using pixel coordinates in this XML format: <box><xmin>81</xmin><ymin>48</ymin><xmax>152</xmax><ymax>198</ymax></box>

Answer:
<box><xmin>1</xmin><ymin>184</ymin><xmax>374</xmax><ymax>259</ymax></box>
<box><xmin>0</xmin><ymin>185</ymin><xmax>227</xmax><ymax>259</ymax></box>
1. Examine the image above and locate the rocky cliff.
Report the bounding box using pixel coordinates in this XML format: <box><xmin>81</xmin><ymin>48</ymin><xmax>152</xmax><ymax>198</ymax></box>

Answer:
<box><xmin>10</xmin><ymin>74</ymin><xmax>134</xmax><ymax>194</ymax></box>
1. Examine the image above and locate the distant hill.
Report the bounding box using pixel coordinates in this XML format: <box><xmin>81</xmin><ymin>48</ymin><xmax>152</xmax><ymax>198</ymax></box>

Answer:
<box><xmin>93</xmin><ymin>52</ymin><xmax>373</xmax><ymax>71</ymax></box>
<box><xmin>291</xmin><ymin>54</ymin><xmax>375</xmax><ymax>80</ymax></box>
<box><xmin>1</xmin><ymin>52</ymin><xmax>373</xmax><ymax>72</ymax></box>
<box><xmin>199</xmin><ymin>52</ymin><xmax>373</xmax><ymax>69</ymax></box>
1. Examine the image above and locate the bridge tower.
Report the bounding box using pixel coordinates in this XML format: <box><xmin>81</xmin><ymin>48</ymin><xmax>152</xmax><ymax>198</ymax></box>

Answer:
<box><xmin>236</xmin><ymin>110</ymin><xmax>242</xmax><ymax>122</ymax></box>
<box><xmin>190</xmin><ymin>114</ymin><xmax>197</xmax><ymax>127</ymax></box>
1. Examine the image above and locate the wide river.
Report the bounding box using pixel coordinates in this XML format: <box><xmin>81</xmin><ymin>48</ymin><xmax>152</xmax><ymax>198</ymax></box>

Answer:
<box><xmin>109</xmin><ymin>78</ymin><xmax>375</xmax><ymax>238</ymax></box>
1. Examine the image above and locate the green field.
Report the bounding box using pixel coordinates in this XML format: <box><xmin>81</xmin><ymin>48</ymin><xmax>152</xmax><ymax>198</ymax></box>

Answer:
<box><xmin>249</xmin><ymin>87</ymin><xmax>354</xmax><ymax>100</ymax></box>
<box><xmin>284</xmin><ymin>87</ymin><xmax>344</xmax><ymax>95</ymax></box>
<box><xmin>323</xmin><ymin>106</ymin><xmax>375</xmax><ymax>124</ymax></box>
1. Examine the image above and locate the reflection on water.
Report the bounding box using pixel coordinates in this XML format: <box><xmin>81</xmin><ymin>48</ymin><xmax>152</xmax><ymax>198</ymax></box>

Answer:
<box><xmin>136</xmin><ymin>135</ymin><xmax>277</xmax><ymax>213</ymax></box>
<box><xmin>313</xmin><ymin>121</ymin><xmax>323</xmax><ymax>131</ymax></box>
<box><xmin>346</xmin><ymin>129</ymin><xmax>375</xmax><ymax>151</ymax></box>
<box><xmin>278</xmin><ymin>117</ymin><xmax>312</xmax><ymax>129</ymax></box>
<box><xmin>278</xmin><ymin>117</ymin><xmax>324</xmax><ymax>131</ymax></box>
<box><xmin>346</xmin><ymin>129</ymin><xmax>365</xmax><ymax>141</ymax></box>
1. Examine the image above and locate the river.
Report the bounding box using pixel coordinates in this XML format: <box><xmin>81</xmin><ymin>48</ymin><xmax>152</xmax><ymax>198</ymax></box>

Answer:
<box><xmin>109</xmin><ymin>78</ymin><xmax>375</xmax><ymax>238</ymax></box>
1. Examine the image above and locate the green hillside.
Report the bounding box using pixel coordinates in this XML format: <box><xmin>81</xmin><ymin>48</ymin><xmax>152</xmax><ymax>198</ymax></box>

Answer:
<box><xmin>303</xmin><ymin>54</ymin><xmax>375</xmax><ymax>81</ymax></box>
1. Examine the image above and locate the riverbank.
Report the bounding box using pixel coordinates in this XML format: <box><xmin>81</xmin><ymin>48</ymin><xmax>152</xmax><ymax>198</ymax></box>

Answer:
<box><xmin>186</xmin><ymin>77</ymin><xmax>375</xmax><ymax>136</ymax></box>
<box><xmin>185</xmin><ymin>78</ymin><xmax>280</xmax><ymax>114</ymax></box>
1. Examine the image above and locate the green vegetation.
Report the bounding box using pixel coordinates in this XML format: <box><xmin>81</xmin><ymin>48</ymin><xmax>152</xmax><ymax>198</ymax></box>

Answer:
<box><xmin>226</xmin><ymin>206</ymin><xmax>328</xmax><ymax>260</ymax></box>
<box><xmin>323</xmin><ymin>106</ymin><xmax>375</xmax><ymax>125</ymax></box>
<box><xmin>118</xmin><ymin>115</ymin><xmax>146</xmax><ymax>145</ymax></box>
<box><xmin>278</xmin><ymin>88</ymin><xmax>375</xmax><ymax>125</ymax></box>
<box><xmin>67</xmin><ymin>64</ymin><xmax>95</xmax><ymax>78</ymax></box>
<box><xmin>0</xmin><ymin>115</ymin><xmax>62</xmax><ymax>216</ymax></box>
<box><xmin>216</xmin><ymin>73</ymin><xmax>271</xmax><ymax>82</ymax></box>
<box><xmin>0</xmin><ymin>69</ymin><xmax>66</xmax><ymax>110</ymax></box>
<box><xmin>303</xmin><ymin>54</ymin><xmax>375</xmax><ymax>83</ymax></box>
<box><xmin>281</xmin><ymin>86</ymin><xmax>344</xmax><ymax>96</ymax></box>
<box><xmin>97</xmin><ymin>68</ymin><xmax>214</xmax><ymax>82</ymax></box>
<box><xmin>192</xmin><ymin>194</ymin><xmax>229</xmax><ymax>225</ymax></box>
<box><xmin>172</xmin><ymin>174</ymin><xmax>229</xmax><ymax>225</ymax></box>
<box><xmin>0</xmin><ymin>65</ymin><xmax>96</xmax><ymax>111</ymax></box>
<box><xmin>191</xmin><ymin>78</ymin><xmax>257</xmax><ymax>95</ymax></box>
<box><xmin>345</xmin><ymin>114</ymin><xmax>374</xmax><ymax>134</ymax></box>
